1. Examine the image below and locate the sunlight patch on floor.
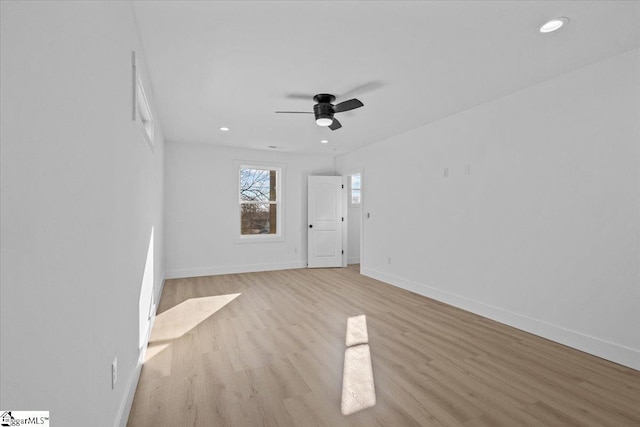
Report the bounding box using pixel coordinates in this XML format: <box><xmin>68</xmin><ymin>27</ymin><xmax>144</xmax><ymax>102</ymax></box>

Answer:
<box><xmin>341</xmin><ymin>315</ymin><xmax>376</xmax><ymax>415</ymax></box>
<box><xmin>345</xmin><ymin>314</ymin><xmax>368</xmax><ymax>347</ymax></box>
<box><xmin>144</xmin><ymin>293</ymin><xmax>240</xmax><ymax>362</ymax></box>
<box><xmin>144</xmin><ymin>342</ymin><xmax>170</xmax><ymax>363</ymax></box>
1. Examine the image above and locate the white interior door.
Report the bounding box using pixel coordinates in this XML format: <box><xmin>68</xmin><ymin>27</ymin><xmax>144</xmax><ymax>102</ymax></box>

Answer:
<box><xmin>308</xmin><ymin>176</ymin><xmax>343</xmax><ymax>268</ymax></box>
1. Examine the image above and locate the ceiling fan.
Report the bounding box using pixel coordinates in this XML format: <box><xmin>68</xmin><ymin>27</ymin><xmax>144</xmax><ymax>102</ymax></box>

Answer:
<box><xmin>275</xmin><ymin>94</ymin><xmax>364</xmax><ymax>130</ymax></box>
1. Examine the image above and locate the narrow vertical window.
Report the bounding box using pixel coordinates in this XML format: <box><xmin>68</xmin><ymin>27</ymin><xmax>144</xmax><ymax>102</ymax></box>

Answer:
<box><xmin>136</xmin><ymin>76</ymin><xmax>154</xmax><ymax>150</ymax></box>
<box><xmin>349</xmin><ymin>174</ymin><xmax>361</xmax><ymax>206</ymax></box>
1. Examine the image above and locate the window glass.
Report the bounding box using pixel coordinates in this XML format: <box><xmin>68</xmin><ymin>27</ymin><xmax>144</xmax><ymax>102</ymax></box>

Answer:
<box><xmin>240</xmin><ymin>168</ymin><xmax>278</xmax><ymax>235</ymax></box>
<box><xmin>350</xmin><ymin>174</ymin><xmax>361</xmax><ymax>205</ymax></box>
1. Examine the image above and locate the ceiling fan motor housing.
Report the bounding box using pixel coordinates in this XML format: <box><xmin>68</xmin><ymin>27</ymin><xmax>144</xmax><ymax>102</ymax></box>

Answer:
<box><xmin>313</xmin><ymin>102</ymin><xmax>335</xmax><ymax>122</ymax></box>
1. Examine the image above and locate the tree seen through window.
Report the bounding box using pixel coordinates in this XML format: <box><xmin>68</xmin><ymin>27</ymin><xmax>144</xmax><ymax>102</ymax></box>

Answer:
<box><xmin>240</xmin><ymin>168</ymin><xmax>277</xmax><ymax>235</ymax></box>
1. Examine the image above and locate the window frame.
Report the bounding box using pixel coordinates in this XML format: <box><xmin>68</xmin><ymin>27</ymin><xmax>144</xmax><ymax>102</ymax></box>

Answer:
<box><xmin>235</xmin><ymin>161</ymin><xmax>286</xmax><ymax>243</ymax></box>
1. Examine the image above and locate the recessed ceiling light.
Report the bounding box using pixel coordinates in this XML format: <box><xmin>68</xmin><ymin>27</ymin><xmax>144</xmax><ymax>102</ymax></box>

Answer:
<box><xmin>220</xmin><ymin>127</ymin><xmax>230</xmax><ymax>131</ymax></box>
<box><xmin>540</xmin><ymin>17</ymin><xmax>569</xmax><ymax>33</ymax></box>
<box><xmin>320</xmin><ymin>140</ymin><xmax>329</xmax><ymax>144</ymax></box>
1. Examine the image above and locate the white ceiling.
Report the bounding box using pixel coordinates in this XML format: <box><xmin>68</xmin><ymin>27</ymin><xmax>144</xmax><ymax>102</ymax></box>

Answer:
<box><xmin>132</xmin><ymin>1</ymin><xmax>640</xmax><ymax>156</ymax></box>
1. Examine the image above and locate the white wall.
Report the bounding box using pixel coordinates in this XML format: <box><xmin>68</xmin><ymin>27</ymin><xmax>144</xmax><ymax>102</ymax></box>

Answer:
<box><xmin>337</xmin><ymin>49</ymin><xmax>640</xmax><ymax>370</ymax></box>
<box><xmin>165</xmin><ymin>143</ymin><xmax>335</xmax><ymax>277</ymax></box>
<box><xmin>1</xmin><ymin>2</ymin><xmax>165</xmax><ymax>425</ymax></box>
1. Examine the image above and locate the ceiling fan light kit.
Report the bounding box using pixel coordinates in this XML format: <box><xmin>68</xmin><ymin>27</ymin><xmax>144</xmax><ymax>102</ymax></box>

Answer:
<box><xmin>276</xmin><ymin>92</ymin><xmax>364</xmax><ymax>131</ymax></box>
<box><xmin>313</xmin><ymin>94</ymin><xmax>336</xmax><ymax>127</ymax></box>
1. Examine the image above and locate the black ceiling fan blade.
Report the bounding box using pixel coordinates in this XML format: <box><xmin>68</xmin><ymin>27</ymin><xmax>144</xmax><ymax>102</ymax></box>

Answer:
<box><xmin>285</xmin><ymin>93</ymin><xmax>316</xmax><ymax>100</ymax></box>
<box><xmin>334</xmin><ymin>98</ymin><xmax>363</xmax><ymax>113</ymax></box>
<box><xmin>339</xmin><ymin>81</ymin><xmax>384</xmax><ymax>99</ymax></box>
<box><xmin>329</xmin><ymin>118</ymin><xmax>342</xmax><ymax>130</ymax></box>
<box><xmin>275</xmin><ymin>111</ymin><xmax>314</xmax><ymax>114</ymax></box>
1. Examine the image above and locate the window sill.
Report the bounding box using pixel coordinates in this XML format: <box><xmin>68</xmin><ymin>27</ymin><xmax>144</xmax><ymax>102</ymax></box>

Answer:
<box><xmin>235</xmin><ymin>234</ymin><xmax>285</xmax><ymax>244</ymax></box>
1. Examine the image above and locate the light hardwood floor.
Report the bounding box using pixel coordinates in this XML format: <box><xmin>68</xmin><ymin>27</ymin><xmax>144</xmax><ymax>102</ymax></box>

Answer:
<box><xmin>128</xmin><ymin>265</ymin><xmax>640</xmax><ymax>426</ymax></box>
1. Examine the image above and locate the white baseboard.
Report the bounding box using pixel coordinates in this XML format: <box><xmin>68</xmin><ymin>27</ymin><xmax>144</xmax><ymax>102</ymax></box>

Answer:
<box><xmin>114</xmin><ymin>274</ymin><xmax>166</xmax><ymax>427</ymax></box>
<box><xmin>165</xmin><ymin>260</ymin><xmax>306</xmax><ymax>279</ymax></box>
<box><xmin>155</xmin><ymin>273</ymin><xmax>166</xmax><ymax>310</ymax></box>
<box><xmin>361</xmin><ymin>267</ymin><xmax>640</xmax><ymax>371</ymax></box>
<box><xmin>114</xmin><ymin>354</ymin><xmax>142</xmax><ymax>427</ymax></box>
<box><xmin>147</xmin><ymin>273</ymin><xmax>165</xmax><ymax>353</ymax></box>
<box><xmin>347</xmin><ymin>257</ymin><xmax>360</xmax><ymax>265</ymax></box>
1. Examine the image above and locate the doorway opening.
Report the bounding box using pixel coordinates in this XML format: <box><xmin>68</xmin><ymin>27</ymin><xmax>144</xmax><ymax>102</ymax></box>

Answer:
<box><xmin>345</xmin><ymin>171</ymin><xmax>363</xmax><ymax>273</ymax></box>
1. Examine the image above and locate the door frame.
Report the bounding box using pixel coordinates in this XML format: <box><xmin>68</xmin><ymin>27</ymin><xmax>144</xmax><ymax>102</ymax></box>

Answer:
<box><xmin>342</xmin><ymin>168</ymin><xmax>364</xmax><ymax>269</ymax></box>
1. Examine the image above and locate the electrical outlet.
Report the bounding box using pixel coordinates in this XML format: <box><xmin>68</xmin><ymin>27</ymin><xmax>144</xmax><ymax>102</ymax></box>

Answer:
<box><xmin>387</xmin><ymin>257</ymin><xmax>392</xmax><ymax>265</ymax></box>
<box><xmin>112</xmin><ymin>357</ymin><xmax>118</xmax><ymax>389</ymax></box>
<box><xmin>465</xmin><ymin>164</ymin><xmax>471</xmax><ymax>175</ymax></box>
<box><xmin>443</xmin><ymin>168</ymin><xmax>449</xmax><ymax>178</ymax></box>
<box><xmin>294</xmin><ymin>247</ymin><xmax>298</xmax><ymax>254</ymax></box>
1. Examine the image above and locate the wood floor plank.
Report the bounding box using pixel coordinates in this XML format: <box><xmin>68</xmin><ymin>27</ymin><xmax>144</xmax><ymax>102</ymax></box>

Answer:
<box><xmin>128</xmin><ymin>265</ymin><xmax>640</xmax><ymax>426</ymax></box>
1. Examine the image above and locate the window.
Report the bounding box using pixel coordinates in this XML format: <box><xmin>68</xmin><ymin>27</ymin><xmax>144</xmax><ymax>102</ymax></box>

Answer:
<box><xmin>238</xmin><ymin>163</ymin><xmax>284</xmax><ymax>241</ymax></box>
<box><xmin>349</xmin><ymin>174</ymin><xmax>361</xmax><ymax>206</ymax></box>
<box><xmin>136</xmin><ymin>76</ymin><xmax>154</xmax><ymax>149</ymax></box>
<box><xmin>132</xmin><ymin>51</ymin><xmax>154</xmax><ymax>151</ymax></box>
